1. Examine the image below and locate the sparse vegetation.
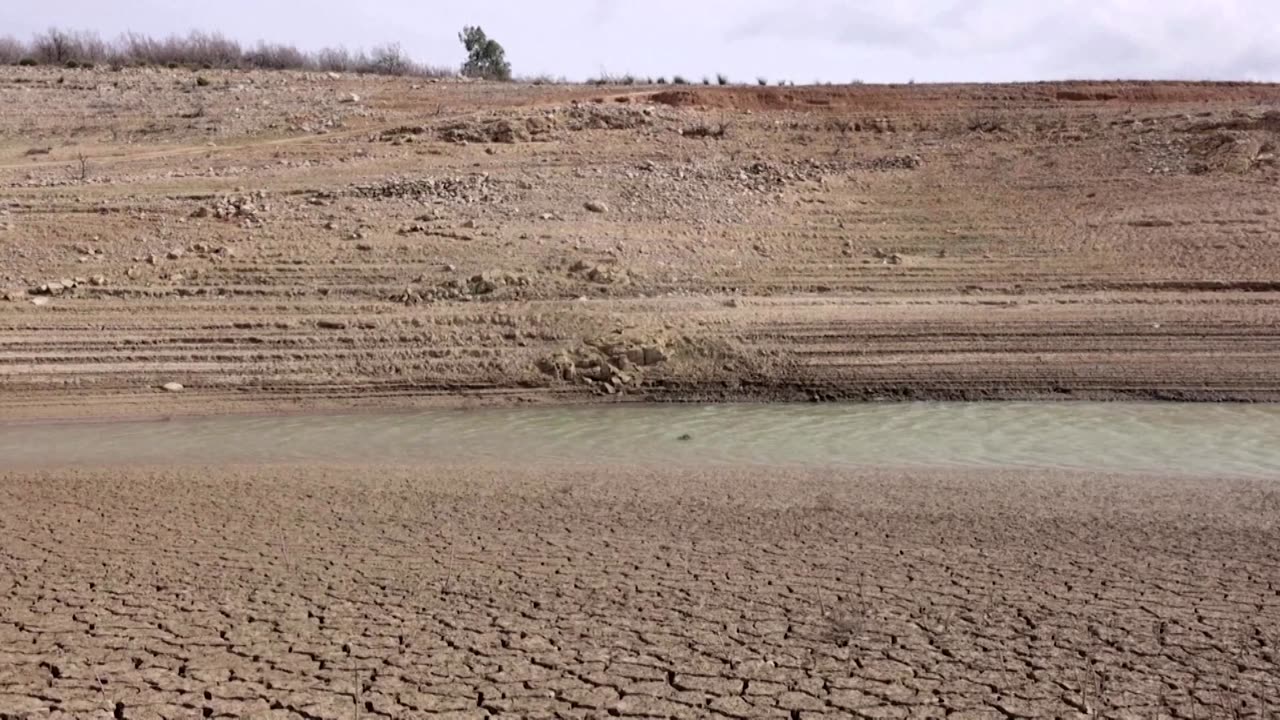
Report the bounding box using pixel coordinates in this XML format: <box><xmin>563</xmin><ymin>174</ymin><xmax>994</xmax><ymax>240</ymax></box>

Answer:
<box><xmin>681</xmin><ymin>122</ymin><xmax>730</xmax><ymax>139</ymax></box>
<box><xmin>71</xmin><ymin>152</ymin><xmax>90</xmax><ymax>184</ymax></box>
<box><xmin>518</xmin><ymin>74</ymin><xmax>563</xmax><ymax>85</ymax></box>
<box><xmin>966</xmin><ymin>111</ymin><xmax>1010</xmax><ymax>134</ymax></box>
<box><xmin>0</xmin><ymin>28</ymin><xmax>453</xmax><ymax>77</ymax></box>
<box><xmin>0</xmin><ymin>35</ymin><xmax>24</xmax><ymax>65</ymax></box>
<box><xmin>757</xmin><ymin>77</ymin><xmax>768</xmax><ymax>86</ymax></box>
<box><xmin>589</xmin><ymin>73</ymin><xmax>637</xmax><ymax>86</ymax></box>
<box><xmin>717</xmin><ymin>73</ymin><xmax>729</xmax><ymax>86</ymax></box>
<box><xmin>672</xmin><ymin>75</ymin><xmax>688</xmax><ymax>85</ymax></box>
<box><xmin>459</xmin><ymin>26</ymin><xmax>511</xmax><ymax>81</ymax></box>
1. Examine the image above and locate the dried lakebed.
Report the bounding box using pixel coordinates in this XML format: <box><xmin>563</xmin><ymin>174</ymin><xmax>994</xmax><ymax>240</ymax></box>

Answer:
<box><xmin>1</xmin><ymin>404</ymin><xmax>1278</xmax><ymax>719</ymax></box>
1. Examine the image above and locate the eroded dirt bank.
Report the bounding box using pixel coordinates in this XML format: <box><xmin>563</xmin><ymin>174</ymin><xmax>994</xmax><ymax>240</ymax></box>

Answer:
<box><xmin>1</xmin><ymin>462</ymin><xmax>1277</xmax><ymax>718</ymax></box>
<box><xmin>2</xmin><ymin>70</ymin><xmax>1280</xmax><ymax>418</ymax></box>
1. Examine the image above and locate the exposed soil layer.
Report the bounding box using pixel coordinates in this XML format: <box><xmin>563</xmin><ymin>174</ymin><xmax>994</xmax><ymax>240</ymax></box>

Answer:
<box><xmin>3</xmin><ymin>69</ymin><xmax>1280</xmax><ymax>418</ymax></box>
<box><xmin>1</xmin><ymin>462</ymin><xmax>1277</xmax><ymax>718</ymax></box>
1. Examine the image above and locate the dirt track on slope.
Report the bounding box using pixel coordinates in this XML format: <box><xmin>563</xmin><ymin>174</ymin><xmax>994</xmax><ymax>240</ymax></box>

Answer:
<box><xmin>1</xmin><ymin>462</ymin><xmax>1278</xmax><ymax>718</ymax></box>
<box><xmin>3</xmin><ymin>70</ymin><xmax>1280</xmax><ymax>418</ymax></box>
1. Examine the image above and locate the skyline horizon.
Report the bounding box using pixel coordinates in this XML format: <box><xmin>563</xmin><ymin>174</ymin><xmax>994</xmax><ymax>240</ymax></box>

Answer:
<box><xmin>2</xmin><ymin>1</ymin><xmax>1278</xmax><ymax>84</ymax></box>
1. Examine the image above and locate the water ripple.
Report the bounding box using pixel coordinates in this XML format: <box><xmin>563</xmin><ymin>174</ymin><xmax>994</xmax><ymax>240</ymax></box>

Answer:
<box><xmin>2</xmin><ymin>403</ymin><xmax>1279</xmax><ymax>478</ymax></box>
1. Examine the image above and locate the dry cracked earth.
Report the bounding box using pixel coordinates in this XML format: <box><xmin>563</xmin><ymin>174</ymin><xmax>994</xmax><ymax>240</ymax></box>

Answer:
<box><xmin>1</xmin><ymin>463</ymin><xmax>1279</xmax><ymax>719</ymax></box>
<box><xmin>2</xmin><ymin>70</ymin><xmax>1280</xmax><ymax>418</ymax></box>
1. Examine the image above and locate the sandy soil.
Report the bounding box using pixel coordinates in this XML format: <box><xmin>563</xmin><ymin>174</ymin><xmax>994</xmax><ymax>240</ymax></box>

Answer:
<box><xmin>2</xmin><ymin>69</ymin><xmax>1280</xmax><ymax>418</ymax></box>
<box><xmin>0</xmin><ymin>462</ymin><xmax>1277</xmax><ymax>718</ymax></box>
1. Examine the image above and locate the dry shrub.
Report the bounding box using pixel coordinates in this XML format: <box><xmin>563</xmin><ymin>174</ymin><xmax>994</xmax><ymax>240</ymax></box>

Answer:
<box><xmin>0</xmin><ymin>35</ymin><xmax>25</xmax><ymax>65</ymax></box>
<box><xmin>1</xmin><ymin>27</ymin><xmax>453</xmax><ymax>77</ymax></box>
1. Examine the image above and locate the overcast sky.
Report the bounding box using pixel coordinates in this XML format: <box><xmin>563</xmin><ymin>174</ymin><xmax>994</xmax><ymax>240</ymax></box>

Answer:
<box><xmin>3</xmin><ymin>1</ymin><xmax>1279</xmax><ymax>83</ymax></box>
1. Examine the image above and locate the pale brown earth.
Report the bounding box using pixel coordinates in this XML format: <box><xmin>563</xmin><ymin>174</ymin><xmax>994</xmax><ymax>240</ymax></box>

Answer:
<box><xmin>2</xmin><ymin>69</ymin><xmax>1280</xmax><ymax>418</ymax></box>
<box><xmin>1</xmin><ymin>462</ymin><xmax>1278</xmax><ymax>719</ymax></box>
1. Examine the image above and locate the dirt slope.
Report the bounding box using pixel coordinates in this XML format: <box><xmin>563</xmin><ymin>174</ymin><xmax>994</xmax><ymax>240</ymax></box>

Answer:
<box><xmin>3</xmin><ymin>68</ymin><xmax>1280</xmax><ymax>418</ymax></box>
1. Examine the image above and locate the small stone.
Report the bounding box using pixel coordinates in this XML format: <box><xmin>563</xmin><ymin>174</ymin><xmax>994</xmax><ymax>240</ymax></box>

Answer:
<box><xmin>3</xmin><ymin>289</ymin><xmax>27</xmax><ymax>301</ymax></box>
<box><xmin>355</xmin><ymin>243</ymin><xmax>373</xmax><ymax>251</ymax></box>
<box><xmin>317</xmin><ymin>320</ymin><xmax>348</xmax><ymax>330</ymax></box>
<box><xmin>167</xmin><ymin>248</ymin><xmax>185</xmax><ymax>260</ymax></box>
<box><xmin>89</xmin><ymin>275</ymin><xmax>106</xmax><ymax>286</ymax></box>
<box><xmin>641</xmin><ymin>345</ymin><xmax>669</xmax><ymax>365</ymax></box>
<box><xmin>161</xmin><ymin>382</ymin><xmax>184</xmax><ymax>393</ymax></box>
<box><xmin>341</xmin><ymin>93</ymin><xmax>360</xmax><ymax>103</ymax></box>
<box><xmin>327</xmin><ymin>72</ymin><xmax>341</xmax><ymax>80</ymax></box>
<box><xmin>584</xmin><ymin>200</ymin><xmax>608</xmax><ymax>213</ymax></box>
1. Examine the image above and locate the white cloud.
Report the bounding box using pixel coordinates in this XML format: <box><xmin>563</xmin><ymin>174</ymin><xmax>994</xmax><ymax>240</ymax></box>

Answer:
<box><xmin>2</xmin><ymin>0</ymin><xmax>1277</xmax><ymax>82</ymax></box>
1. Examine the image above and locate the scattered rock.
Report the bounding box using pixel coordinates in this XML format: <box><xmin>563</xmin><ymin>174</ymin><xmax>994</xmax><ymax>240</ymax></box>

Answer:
<box><xmin>167</xmin><ymin>248</ymin><xmax>185</xmax><ymax>260</ymax></box>
<box><xmin>437</xmin><ymin>117</ymin><xmax>538</xmax><ymax>144</ymax></box>
<box><xmin>348</xmin><ymin>175</ymin><xmax>513</xmax><ymax>204</ymax></box>
<box><xmin>33</xmin><ymin>279</ymin><xmax>75</xmax><ymax>296</ymax></box>
<box><xmin>161</xmin><ymin>382</ymin><xmax>184</xmax><ymax>393</ymax></box>
<box><xmin>392</xmin><ymin>287</ymin><xmax>423</xmax><ymax>306</ymax></box>
<box><xmin>197</xmin><ymin>192</ymin><xmax>267</xmax><ymax>223</ymax></box>
<box><xmin>89</xmin><ymin>275</ymin><xmax>107</xmax><ymax>286</ymax></box>
<box><xmin>640</xmin><ymin>345</ymin><xmax>669</xmax><ymax>365</ymax></box>
<box><xmin>3</xmin><ymin>288</ymin><xmax>27</xmax><ymax>302</ymax></box>
<box><xmin>537</xmin><ymin>338</ymin><xmax>672</xmax><ymax>393</ymax></box>
<box><xmin>569</xmin><ymin>260</ymin><xmax>631</xmax><ymax>285</ymax></box>
<box><xmin>317</xmin><ymin>320</ymin><xmax>348</xmax><ymax>330</ymax></box>
<box><xmin>860</xmin><ymin>154</ymin><xmax>924</xmax><ymax>171</ymax></box>
<box><xmin>341</xmin><ymin>93</ymin><xmax>360</xmax><ymax>104</ymax></box>
<box><xmin>462</xmin><ymin>270</ymin><xmax>528</xmax><ymax>296</ymax></box>
<box><xmin>584</xmin><ymin>200</ymin><xmax>609</xmax><ymax>213</ymax></box>
<box><xmin>29</xmin><ymin>296</ymin><xmax>51</xmax><ymax>307</ymax></box>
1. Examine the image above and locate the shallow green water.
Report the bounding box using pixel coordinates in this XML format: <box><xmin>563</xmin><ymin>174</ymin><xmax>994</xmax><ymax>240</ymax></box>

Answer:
<box><xmin>3</xmin><ymin>403</ymin><xmax>1279</xmax><ymax>478</ymax></box>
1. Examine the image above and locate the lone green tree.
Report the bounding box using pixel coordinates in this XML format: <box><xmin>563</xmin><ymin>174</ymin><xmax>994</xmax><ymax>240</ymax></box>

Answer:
<box><xmin>458</xmin><ymin>26</ymin><xmax>511</xmax><ymax>81</ymax></box>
